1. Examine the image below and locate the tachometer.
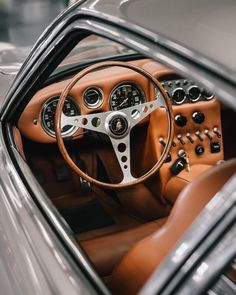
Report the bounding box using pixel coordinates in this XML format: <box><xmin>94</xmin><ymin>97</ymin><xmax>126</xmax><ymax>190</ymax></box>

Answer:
<box><xmin>41</xmin><ymin>97</ymin><xmax>80</xmax><ymax>137</ymax></box>
<box><xmin>110</xmin><ymin>83</ymin><xmax>145</xmax><ymax>111</ymax></box>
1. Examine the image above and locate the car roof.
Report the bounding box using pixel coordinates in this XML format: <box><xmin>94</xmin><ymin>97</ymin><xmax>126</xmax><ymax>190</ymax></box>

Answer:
<box><xmin>81</xmin><ymin>0</ymin><xmax>236</xmax><ymax>83</ymax></box>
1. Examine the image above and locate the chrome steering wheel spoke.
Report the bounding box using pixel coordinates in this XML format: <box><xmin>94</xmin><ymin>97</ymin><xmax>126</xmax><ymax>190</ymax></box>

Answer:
<box><xmin>109</xmin><ymin>134</ymin><xmax>136</xmax><ymax>184</ymax></box>
<box><xmin>61</xmin><ymin>111</ymin><xmax>111</xmax><ymax>134</ymax></box>
<box><xmin>121</xmin><ymin>97</ymin><xmax>165</xmax><ymax>128</ymax></box>
<box><xmin>60</xmin><ymin>97</ymin><xmax>164</xmax><ymax>184</ymax></box>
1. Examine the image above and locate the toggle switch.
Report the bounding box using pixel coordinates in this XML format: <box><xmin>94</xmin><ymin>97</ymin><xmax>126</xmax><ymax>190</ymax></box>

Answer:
<box><xmin>186</xmin><ymin>132</ymin><xmax>194</xmax><ymax>143</ymax></box>
<box><xmin>204</xmin><ymin>129</ymin><xmax>212</xmax><ymax>140</ymax></box>
<box><xmin>213</xmin><ymin>127</ymin><xmax>221</xmax><ymax>138</ymax></box>
<box><xmin>195</xmin><ymin>130</ymin><xmax>203</xmax><ymax>141</ymax></box>
<box><xmin>177</xmin><ymin>134</ymin><xmax>185</xmax><ymax>145</ymax></box>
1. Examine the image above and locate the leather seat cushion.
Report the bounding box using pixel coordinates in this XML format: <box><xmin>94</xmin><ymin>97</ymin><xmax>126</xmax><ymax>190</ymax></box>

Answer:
<box><xmin>80</xmin><ymin>218</ymin><xmax>167</xmax><ymax>276</ymax></box>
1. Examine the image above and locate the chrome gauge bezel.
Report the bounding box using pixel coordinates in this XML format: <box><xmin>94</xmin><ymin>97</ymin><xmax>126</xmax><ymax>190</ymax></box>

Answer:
<box><xmin>172</xmin><ymin>87</ymin><xmax>187</xmax><ymax>105</ymax></box>
<box><xmin>188</xmin><ymin>85</ymin><xmax>201</xmax><ymax>102</ymax></box>
<box><xmin>202</xmin><ymin>89</ymin><xmax>214</xmax><ymax>100</ymax></box>
<box><xmin>109</xmin><ymin>81</ymin><xmax>146</xmax><ymax>111</ymax></box>
<box><xmin>83</xmin><ymin>87</ymin><xmax>104</xmax><ymax>109</ymax></box>
<box><xmin>40</xmin><ymin>96</ymin><xmax>80</xmax><ymax>137</ymax></box>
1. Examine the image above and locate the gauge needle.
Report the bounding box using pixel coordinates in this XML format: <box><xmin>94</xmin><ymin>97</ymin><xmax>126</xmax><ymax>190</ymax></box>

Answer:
<box><xmin>118</xmin><ymin>97</ymin><xmax>129</xmax><ymax>108</ymax></box>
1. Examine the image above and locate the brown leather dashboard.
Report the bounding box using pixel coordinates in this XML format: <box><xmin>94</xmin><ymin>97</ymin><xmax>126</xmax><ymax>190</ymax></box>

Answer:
<box><xmin>18</xmin><ymin>59</ymin><xmax>155</xmax><ymax>143</ymax></box>
<box><xmin>18</xmin><ymin>58</ymin><xmax>224</xmax><ymax>196</ymax></box>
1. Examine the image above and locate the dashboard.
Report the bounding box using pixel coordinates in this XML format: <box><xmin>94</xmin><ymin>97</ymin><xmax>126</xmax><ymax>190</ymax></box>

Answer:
<box><xmin>18</xmin><ymin>59</ymin><xmax>224</xmax><ymax>193</ymax></box>
<box><xmin>18</xmin><ymin>60</ymin><xmax>214</xmax><ymax>142</ymax></box>
<box><xmin>39</xmin><ymin>78</ymin><xmax>214</xmax><ymax>138</ymax></box>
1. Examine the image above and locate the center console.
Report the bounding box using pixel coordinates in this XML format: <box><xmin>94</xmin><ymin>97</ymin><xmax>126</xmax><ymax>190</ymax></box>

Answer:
<box><xmin>152</xmin><ymin>75</ymin><xmax>224</xmax><ymax>202</ymax></box>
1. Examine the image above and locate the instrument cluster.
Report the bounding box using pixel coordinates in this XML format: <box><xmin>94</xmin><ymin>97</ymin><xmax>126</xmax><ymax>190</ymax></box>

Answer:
<box><xmin>82</xmin><ymin>82</ymin><xmax>145</xmax><ymax>111</ymax></box>
<box><xmin>40</xmin><ymin>79</ymin><xmax>213</xmax><ymax>138</ymax></box>
<box><xmin>40</xmin><ymin>82</ymin><xmax>146</xmax><ymax>137</ymax></box>
<box><xmin>159</xmin><ymin>78</ymin><xmax>214</xmax><ymax>105</ymax></box>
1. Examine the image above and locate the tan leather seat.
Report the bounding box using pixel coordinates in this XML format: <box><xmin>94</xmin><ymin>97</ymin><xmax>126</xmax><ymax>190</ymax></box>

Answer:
<box><xmin>80</xmin><ymin>218</ymin><xmax>167</xmax><ymax>276</ymax></box>
<box><xmin>109</xmin><ymin>159</ymin><xmax>236</xmax><ymax>294</ymax></box>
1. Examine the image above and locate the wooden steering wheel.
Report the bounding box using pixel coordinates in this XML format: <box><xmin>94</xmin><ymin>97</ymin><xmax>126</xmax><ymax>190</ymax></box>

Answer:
<box><xmin>55</xmin><ymin>61</ymin><xmax>174</xmax><ymax>189</ymax></box>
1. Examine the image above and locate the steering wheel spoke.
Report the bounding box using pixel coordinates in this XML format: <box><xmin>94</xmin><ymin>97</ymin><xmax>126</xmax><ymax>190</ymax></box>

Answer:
<box><xmin>61</xmin><ymin>111</ymin><xmax>111</xmax><ymax>134</ymax></box>
<box><xmin>121</xmin><ymin>97</ymin><xmax>165</xmax><ymax>128</ymax></box>
<box><xmin>109</xmin><ymin>135</ymin><xmax>136</xmax><ymax>184</ymax></box>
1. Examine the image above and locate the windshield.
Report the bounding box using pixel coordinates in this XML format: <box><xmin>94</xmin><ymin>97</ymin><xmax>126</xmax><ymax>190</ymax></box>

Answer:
<box><xmin>53</xmin><ymin>35</ymin><xmax>135</xmax><ymax>75</ymax></box>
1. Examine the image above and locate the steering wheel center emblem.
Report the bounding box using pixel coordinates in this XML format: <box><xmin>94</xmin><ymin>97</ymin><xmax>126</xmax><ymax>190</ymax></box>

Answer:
<box><xmin>108</xmin><ymin>114</ymin><xmax>129</xmax><ymax>137</ymax></box>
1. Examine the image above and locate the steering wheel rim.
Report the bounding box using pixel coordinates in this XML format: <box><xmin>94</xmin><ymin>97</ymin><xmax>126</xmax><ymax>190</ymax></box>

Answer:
<box><xmin>55</xmin><ymin>61</ymin><xmax>174</xmax><ymax>189</ymax></box>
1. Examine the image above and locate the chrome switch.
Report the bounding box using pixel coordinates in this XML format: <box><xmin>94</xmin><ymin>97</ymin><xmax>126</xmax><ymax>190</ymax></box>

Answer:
<box><xmin>204</xmin><ymin>129</ymin><xmax>212</xmax><ymax>140</ymax></box>
<box><xmin>195</xmin><ymin>130</ymin><xmax>203</xmax><ymax>141</ymax></box>
<box><xmin>186</xmin><ymin>132</ymin><xmax>194</xmax><ymax>143</ymax></box>
<box><xmin>177</xmin><ymin>134</ymin><xmax>185</xmax><ymax>145</ymax></box>
<box><xmin>213</xmin><ymin>127</ymin><xmax>221</xmax><ymax>138</ymax></box>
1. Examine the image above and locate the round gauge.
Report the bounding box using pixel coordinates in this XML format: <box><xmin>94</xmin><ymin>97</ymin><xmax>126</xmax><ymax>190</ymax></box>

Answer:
<box><xmin>188</xmin><ymin>85</ymin><xmax>201</xmax><ymax>102</ymax></box>
<box><xmin>110</xmin><ymin>83</ymin><xmax>145</xmax><ymax>111</ymax></box>
<box><xmin>41</xmin><ymin>97</ymin><xmax>80</xmax><ymax>137</ymax></box>
<box><xmin>172</xmin><ymin>88</ymin><xmax>186</xmax><ymax>104</ymax></box>
<box><xmin>202</xmin><ymin>89</ymin><xmax>214</xmax><ymax>100</ymax></box>
<box><xmin>83</xmin><ymin>87</ymin><xmax>103</xmax><ymax>108</ymax></box>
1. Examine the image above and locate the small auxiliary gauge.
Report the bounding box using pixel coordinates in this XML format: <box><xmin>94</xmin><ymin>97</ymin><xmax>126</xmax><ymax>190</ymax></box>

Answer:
<box><xmin>172</xmin><ymin>88</ymin><xmax>186</xmax><ymax>104</ymax></box>
<box><xmin>202</xmin><ymin>89</ymin><xmax>214</xmax><ymax>100</ymax></box>
<box><xmin>83</xmin><ymin>87</ymin><xmax>103</xmax><ymax>109</ymax></box>
<box><xmin>188</xmin><ymin>85</ymin><xmax>201</xmax><ymax>102</ymax></box>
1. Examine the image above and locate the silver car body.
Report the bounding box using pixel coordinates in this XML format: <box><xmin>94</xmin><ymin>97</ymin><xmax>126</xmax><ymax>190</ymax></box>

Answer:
<box><xmin>0</xmin><ymin>0</ymin><xmax>235</xmax><ymax>294</ymax></box>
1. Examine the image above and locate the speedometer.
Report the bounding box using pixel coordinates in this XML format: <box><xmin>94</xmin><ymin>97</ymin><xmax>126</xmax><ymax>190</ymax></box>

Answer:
<box><xmin>41</xmin><ymin>96</ymin><xmax>80</xmax><ymax>137</ymax></box>
<box><xmin>110</xmin><ymin>83</ymin><xmax>145</xmax><ymax>111</ymax></box>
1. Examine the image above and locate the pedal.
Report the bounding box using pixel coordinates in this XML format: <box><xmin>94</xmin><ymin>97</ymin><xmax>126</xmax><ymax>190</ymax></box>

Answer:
<box><xmin>77</xmin><ymin>159</ymin><xmax>92</xmax><ymax>195</ymax></box>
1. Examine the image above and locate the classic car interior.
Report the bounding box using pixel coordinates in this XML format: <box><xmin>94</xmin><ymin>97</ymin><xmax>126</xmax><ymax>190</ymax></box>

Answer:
<box><xmin>12</xmin><ymin>35</ymin><xmax>236</xmax><ymax>293</ymax></box>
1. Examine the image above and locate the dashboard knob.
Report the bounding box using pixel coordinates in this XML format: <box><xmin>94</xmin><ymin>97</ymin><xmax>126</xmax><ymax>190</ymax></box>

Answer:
<box><xmin>195</xmin><ymin>145</ymin><xmax>205</xmax><ymax>155</ymax></box>
<box><xmin>175</xmin><ymin>114</ymin><xmax>187</xmax><ymax>127</ymax></box>
<box><xmin>192</xmin><ymin>111</ymin><xmax>205</xmax><ymax>124</ymax></box>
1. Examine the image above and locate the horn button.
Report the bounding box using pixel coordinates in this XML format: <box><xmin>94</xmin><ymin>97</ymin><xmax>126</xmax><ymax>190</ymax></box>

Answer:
<box><xmin>107</xmin><ymin>113</ymin><xmax>129</xmax><ymax>138</ymax></box>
